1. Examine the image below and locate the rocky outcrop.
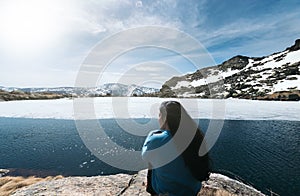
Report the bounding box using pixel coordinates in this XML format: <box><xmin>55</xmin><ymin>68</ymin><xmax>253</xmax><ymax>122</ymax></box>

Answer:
<box><xmin>287</xmin><ymin>39</ymin><xmax>300</xmax><ymax>51</ymax></box>
<box><xmin>202</xmin><ymin>173</ymin><xmax>265</xmax><ymax>196</ymax></box>
<box><xmin>218</xmin><ymin>55</ymin><xmax>249</xmax><ymax>71</ymax></box>
<box><xmin>10</xmin><ymin>170</ymin><xmax>265</xmax><ymax>196</ymax></box>
<box><xmin>9</xmin><ymin>170</ymin><xmax>146</xmax><ymax>196</ymax></box>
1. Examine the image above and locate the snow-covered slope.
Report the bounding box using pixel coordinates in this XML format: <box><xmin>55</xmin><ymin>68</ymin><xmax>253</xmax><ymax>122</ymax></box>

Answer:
<box><xmin>100</xmin><ymin>83</ymin><xmax>158</xmax><ymax>96</ymax></box>
<box><xmin>161</xmin><ymin>39</ymin><xmax>300</xmax><ymax>100</ymax></box>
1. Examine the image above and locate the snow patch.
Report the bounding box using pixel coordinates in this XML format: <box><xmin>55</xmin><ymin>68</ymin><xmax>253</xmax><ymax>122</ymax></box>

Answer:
<box><xmin>221</xmin><ymin>69</ymin><xmax>240</xmax><ymax>79</ymax></box>
<box><xmin>258</xmin><ymin>50</ymin><xmax>300</xmax><ymax>70</ymax></box>
<box><xmin>173</xmin><ymin>81</ymin><xmax>190</xmax><ymax>89</ymax></box>
<box><xmin>190</xmin><ymin>78</ymin><xmax>207</xmax><ymax>87</ymax></box>
<box><xmin>189</xmin><ymin>69</ymin><xmax>240</xmax><ymax>88</ymax></box>
<box><xmin>273</xmin><ymin>75</ymin><xmax>300</xmax><ymax>91</ymax></box>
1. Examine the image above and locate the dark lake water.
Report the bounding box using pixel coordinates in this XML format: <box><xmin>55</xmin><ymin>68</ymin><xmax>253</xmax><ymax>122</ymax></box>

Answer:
<box><xmin>0</xmin><ymin>117</ymin><xmax>299</xmax><ymax>196</ymax></box>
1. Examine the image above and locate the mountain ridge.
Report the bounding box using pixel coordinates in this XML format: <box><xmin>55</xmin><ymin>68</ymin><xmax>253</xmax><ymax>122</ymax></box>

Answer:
<box><xmin>160</xmin><ymin>39</ymin><xmax>300</xmax><ymax>101</ymax></box>
<box><xmin>0</xmin><ymin>83</ymin><xmax>159</xmax><ymax>101</ymax></box>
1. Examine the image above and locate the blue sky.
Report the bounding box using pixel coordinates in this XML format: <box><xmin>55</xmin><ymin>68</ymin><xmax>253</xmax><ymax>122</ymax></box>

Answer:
<box><xmin>0</xmin><ymin>0</ymin><xmax>299</xmax><ymax>88</ymax></box>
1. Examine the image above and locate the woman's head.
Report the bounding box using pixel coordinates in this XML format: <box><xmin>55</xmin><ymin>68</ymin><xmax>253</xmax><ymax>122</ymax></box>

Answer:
<box><xmin>159</xmin><ymin>101</ymin><xmax>181</xmax><ymax>133</ymax></box>
<box><xmin>159</xmin><ymin>101</ymin><xmax>195</xmax><ymax>135</ymax></box>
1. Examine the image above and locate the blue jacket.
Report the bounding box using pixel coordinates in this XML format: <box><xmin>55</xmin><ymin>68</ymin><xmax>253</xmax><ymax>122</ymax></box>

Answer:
<box><xmin>142</xmin><ymin>130</ymin><xmax>201</xmax><ymax>196</ymax></box>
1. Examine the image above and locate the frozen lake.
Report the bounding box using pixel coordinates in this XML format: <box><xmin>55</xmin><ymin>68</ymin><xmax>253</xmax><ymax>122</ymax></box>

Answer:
<box><xmin>0</xmin><ymin>97</ymin><xmax>299</xmax><ymax>121</ymax></box>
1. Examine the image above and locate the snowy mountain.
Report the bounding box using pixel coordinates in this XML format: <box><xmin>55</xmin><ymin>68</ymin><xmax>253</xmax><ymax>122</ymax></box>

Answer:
<box><xmin>100</xmin><ymin>83</ymin><xmax>159</xmax><ymax>96</ymax></box>
<box><xmin>0</xmin><ymin>83</ymin><xmax>159</xmax><ymax>97</ymax></box>
<box><xmin>160</xmin><ymin>39</ymin><xmax>300</xmax><ymax>100</ymax></box>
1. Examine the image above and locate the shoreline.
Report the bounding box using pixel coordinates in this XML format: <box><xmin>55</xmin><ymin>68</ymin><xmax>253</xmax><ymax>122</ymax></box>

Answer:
<box><xmin>1</xmin><ymin>95</ymin><xmax>300</xmax><ymax>102</ymax></box>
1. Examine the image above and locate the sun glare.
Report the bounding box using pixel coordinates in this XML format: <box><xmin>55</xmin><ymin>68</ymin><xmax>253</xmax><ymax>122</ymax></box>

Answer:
<box><xmin>0</xmin><ymin>0</ymin><xmax>65</xmax><ymax>55</ymax></box>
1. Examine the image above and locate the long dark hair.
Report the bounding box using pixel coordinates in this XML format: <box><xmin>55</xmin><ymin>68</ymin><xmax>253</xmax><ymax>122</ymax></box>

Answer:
<box><xmin>159</xmin><ymin>101</ymin><xmax>211</xmax><ymax>181</ymax></box>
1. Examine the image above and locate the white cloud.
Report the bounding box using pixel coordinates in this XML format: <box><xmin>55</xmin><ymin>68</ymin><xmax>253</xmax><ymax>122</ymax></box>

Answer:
<box><xmin>134</xmin><ymin>65</ymin><xmax>164</xmax><ymax>72</ymax></box>
<box><xmin>67</xmin><ymin>0</ymin><xmax>181</xmax><ymax>37</ymax></box>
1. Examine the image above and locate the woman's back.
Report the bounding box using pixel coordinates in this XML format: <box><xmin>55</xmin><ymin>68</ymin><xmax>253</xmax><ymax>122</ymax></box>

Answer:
<box><xmin>142</xmin><ymin>129</ymin><xmax>201</xmax><ymax>196</ymax></box>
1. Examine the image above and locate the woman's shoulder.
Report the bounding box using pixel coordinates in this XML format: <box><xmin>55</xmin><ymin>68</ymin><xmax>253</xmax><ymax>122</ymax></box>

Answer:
<box><xmin>146</xmin><ymin>129</ymin><xmax>170</xmax><ymax>142</ymax></box>
<box><xmin>143</xmin><ymin>130</ymin><xmax>171</xmax><ymax>150</ymax></box>
<box><xmin>148</xmin><ymin>129</ymin><xmax>170</xmax><ymax>137</ymax></box>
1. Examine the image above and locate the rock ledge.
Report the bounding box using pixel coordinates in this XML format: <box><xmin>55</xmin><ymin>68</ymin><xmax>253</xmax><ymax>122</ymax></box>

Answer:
<box><xmin>11</xmin><ymin>170</ymin><xmax>265</xmax><ymax>196</ymax></box>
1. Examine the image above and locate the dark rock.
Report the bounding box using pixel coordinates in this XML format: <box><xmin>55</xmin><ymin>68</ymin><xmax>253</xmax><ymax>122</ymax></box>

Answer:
<box><xmin>287</xmin><ymin>39</ymin><xmax>300</xmax><ymax>51</ymax></box>
<box><xmin>253</xmin><ymin>56</ymin><xmax>265</xmax><ymax>61</ymax></box>
<box><xmin>159</xmin><ymin>85</ymin><xmax>176</xmax><ymax>98</ymax></box>
<box><xmin>284</xmin><ymin>65</ymin><xmax>299</xmax><ymax>76</ymax></box>
<box><xmin>195</xmin><ymin>85</ymin><xmax>209</xmax><ymax>94</ymax></box>
<box><xmin>288</xmin><ymin>94</ymin><xmax>299</xmax><ymax>101</ymax></box>
<box><xmin>218</xmin><ymin>55</ymin><xmax>249</xmax><ymax>71</ymax></box>
<box><xmin>286</xmin><ymin>77</ymin><xmax>298</xmax><ymax>80</ymax></box>
<box><xmin>273</xmin><ymin>53</ymin><xmax>287</xmax><ymax>62</ymax></box>
<box><xmin>0</xmin><ymin>169</ymin><xmax>9</xmax><ymax>177</ymax></box>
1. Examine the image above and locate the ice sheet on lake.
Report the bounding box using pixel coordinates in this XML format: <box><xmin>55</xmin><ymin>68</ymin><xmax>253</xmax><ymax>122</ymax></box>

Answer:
<box><xmin>0</xmin><ymin>97</ymin><xmax>299</xmax><ymax>121</ymax></box>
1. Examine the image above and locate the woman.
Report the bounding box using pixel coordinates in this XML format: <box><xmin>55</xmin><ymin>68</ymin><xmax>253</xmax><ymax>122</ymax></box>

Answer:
<box><xmin>142</xmin><ymin>101</ymin><xmax>211</xmax><ymax>196</ymax></box>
